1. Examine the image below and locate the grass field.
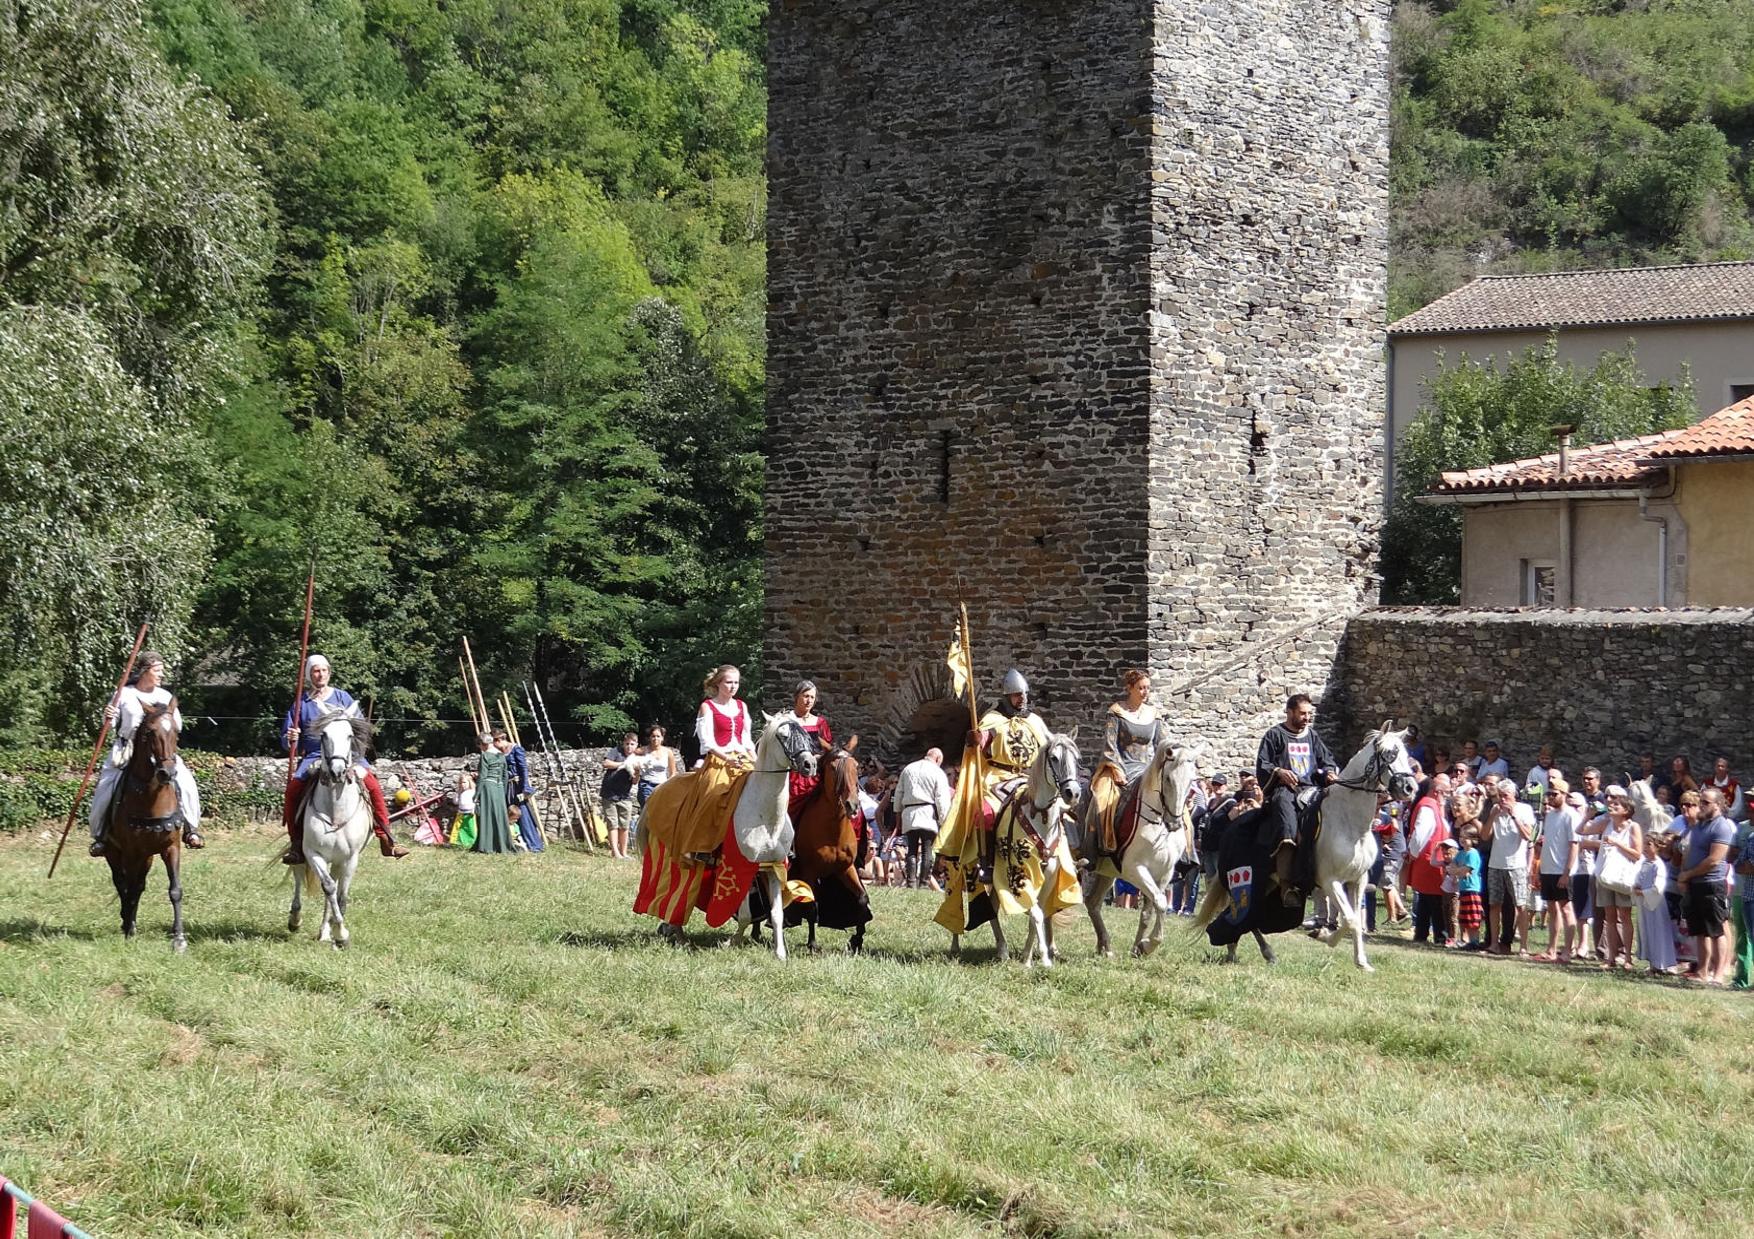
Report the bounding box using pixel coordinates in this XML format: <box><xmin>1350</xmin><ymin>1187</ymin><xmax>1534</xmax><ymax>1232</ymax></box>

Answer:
<box><xmin>1</xmin><ymin>826</ymin><xmax>1749</xmax><ymax>1238</ymax></box>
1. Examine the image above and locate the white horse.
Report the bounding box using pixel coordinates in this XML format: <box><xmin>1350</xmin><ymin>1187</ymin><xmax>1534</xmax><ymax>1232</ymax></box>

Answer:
<box><xmin>1310</xmin><ymin>723</ymin><xmax>1420</xmax><ymax>971</ymax></box>
<box><xmin>287</xmin><ymin>712</ymin><xmax>374</xmax><ymax>949</ymax></box>
<box><xmin>1082</xmin><ymin>740</ymin><xmax>1204</xmax><ymax>958</ymax></box>
<box><xmin>1196</xmin><ymin>722</ymin><xmax>1417</xmax><ymax>971</ymax></box>
<box><xmin>714</xmin><ymin>715</ymin><xmax>816</xmax><ymax>959</ymax></box>
<box><xmin>950</xmin><ymin>732</ymin><xmax>1083</xmax><ymax>968</ymax></box>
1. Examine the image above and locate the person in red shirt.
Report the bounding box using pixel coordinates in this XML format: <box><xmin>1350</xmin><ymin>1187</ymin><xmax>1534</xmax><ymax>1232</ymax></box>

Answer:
<box><xmin>1404</xmin><ymin>772</ymin><xmax>1453</xmax><ymax>946</ymax></box>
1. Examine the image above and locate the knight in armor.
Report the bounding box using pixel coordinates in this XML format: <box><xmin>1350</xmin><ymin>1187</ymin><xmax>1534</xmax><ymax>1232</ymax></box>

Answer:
<box><xmin>783</xmin><ymin>680</ymin><xmax>834</xmax><ymax>824</ymax></box>
<box><xmin>280</xmin><ymin>654</ymin><xmax>408</xmax><ymax>864</ymax></box>
<box><xmin>1256</xmin><ymin>693</ymin><xmax>1338</xmax><ymax>906</ymax></box>
<box><xmin>971</xmin><ymin>669</ymin><xmax>1050</xmax><ymax>793</ymax></box>
<box><xmin>88</xmin><ymin>650</ymin><xmax>204</xmax><ymax>855</ymax></box>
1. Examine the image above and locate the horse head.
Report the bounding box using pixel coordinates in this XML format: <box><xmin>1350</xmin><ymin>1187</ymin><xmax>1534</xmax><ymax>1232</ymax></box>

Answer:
<box><xmin>315</xmin><ymin>710</ymin><xmax>370</xmax><ymax>786</ymax></box>
<box><xmin>138</xmin><ymin>700</ymin><xmax>180</xmax><ymax>786</ymax></box>
<box><xmin>761</xmin><ymin>712</ymin><xmax>819</xmax><ymax>778</ymax></box>
<box><xmin>1037</xmin><ymin>731</ymin><xmax>1082</xmax><ymax>809</ymax></box>
<box><xmin>831</xmin><ymin>742</ymin><xmax>861</xmax><ymax>821</ymax></box>
<box><xmin>1360</xmin><ymin>720</ymin><xmax>1418</xmax><ymax>802</ymax></box>
<box><xmin>1156</xmin><ymin>741</ymin><xmax>1204</xmax><ymax>827</ymax></box>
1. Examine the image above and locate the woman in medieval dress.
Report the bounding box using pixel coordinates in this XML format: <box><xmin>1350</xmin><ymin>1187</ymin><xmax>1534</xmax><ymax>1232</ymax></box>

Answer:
<box><xmin>1081</xmin><ymin>669</ymin><xmax>1165</xmax><ymax>859</ymax></box>
<box><xmin>471</xmin><ymin>732</ymin><xmax>515</xmax><ymax>855</ymax></box>
<box><xmin>88</xmin><ymin>650</ymin><xmax>204</xmax><ymax>856</ymax></box>
<box><xmin>784</xmin><ymin>680</ymin><xmax>834</xmax><ymax>825</ymax></box>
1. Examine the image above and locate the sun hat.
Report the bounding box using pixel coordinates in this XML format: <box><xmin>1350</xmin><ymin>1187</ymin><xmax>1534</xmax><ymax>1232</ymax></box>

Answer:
<box><xmin>1605</xmin><ymin>784</ymin><xmax>1630</xmax><ymax>801</ymax></box>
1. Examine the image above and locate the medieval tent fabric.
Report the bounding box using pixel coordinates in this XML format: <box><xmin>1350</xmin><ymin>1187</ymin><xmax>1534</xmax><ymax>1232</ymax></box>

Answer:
<box><xmin>472</xmin><ymin>748</ymin><xmax>515</xmax><ymax>854</ymax></box>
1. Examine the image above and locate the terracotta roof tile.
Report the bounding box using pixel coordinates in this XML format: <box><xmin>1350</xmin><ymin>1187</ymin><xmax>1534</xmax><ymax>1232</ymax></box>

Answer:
<box><xmin>1389</xmin><ymin>261</ymin><xmax>1754</xmax><ymax>336</ymax></box>
<box><xmin>1427</xmin><ymin>396</ymin><xmax>1754</xmax><ymax>497</ymax></box>
<box><xmin>1643</xmin><ymin>394</ymin><xmax>1754</xmax><ymax>460</ymax></box>
<box><xmin>1430</xmin><ymin>432</ymin><xmax>1677</xmax><ymax>496</ymax></box>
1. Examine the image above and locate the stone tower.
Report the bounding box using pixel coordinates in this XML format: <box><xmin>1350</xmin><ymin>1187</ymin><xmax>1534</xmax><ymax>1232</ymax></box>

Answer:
<box><xmin>764</xmin><ymin>0</ymin><xmax>1390</xmax><ymax>768</ymax></box>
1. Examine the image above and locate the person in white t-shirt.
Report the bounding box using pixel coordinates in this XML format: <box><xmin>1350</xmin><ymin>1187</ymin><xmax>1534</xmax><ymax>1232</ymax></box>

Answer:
<box><xmin>1523</xmin><ymin>745</ymin><xmax>1555</xmax><ymax>795</ymax></box>
<box><xmin>1532</xmin><ymin>776</ymin><xmax>1578</xmax><ymax>962</ymax></box>
<box><xmin>1477</xmin><ymin>740</ymin><xmax>1511</xmax><ymax>784</ymax></box>
<box><xmin>1485</xmin><ymin>777</ymin><xmax>1536</xmax><ymax>955</ymax></box>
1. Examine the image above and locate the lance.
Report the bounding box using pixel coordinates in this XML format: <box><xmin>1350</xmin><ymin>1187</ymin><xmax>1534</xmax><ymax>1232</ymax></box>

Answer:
<box><xmin>285</xmin><ymin>564</ymin><xmax>316</xmax><ymax>793</ymax></box>
<box><xmin>521</xmin><ymin>682</ymin><xmax>575</xmax><ymax>840</ymax></box>
<box><xmin>460</xmin><ymin>636</ymin><xmax>489</xmax><ymax>739</ymax></box>
<box><xmin>529</xmin><ymin>678</ymin><xmax>598</xmax><ymax>851</ymax></box>
<box><xmin>500</xmin><ymin>692</ymin><xmax>522</xmax><ymax>747</ymax></box>
<box><xmin>458</xmin><ymin>656</ymin><xmax>484</xmax><ymax>735</ymax></box>
<box><xmin>48</xmin><ymin>620</ymin><xmax>150</xmax><ymax>878</ymax></box>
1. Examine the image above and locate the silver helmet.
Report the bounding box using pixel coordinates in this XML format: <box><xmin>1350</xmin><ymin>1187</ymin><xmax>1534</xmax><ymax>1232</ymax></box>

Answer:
<box><xmin>999</xmin><ymin>668</ymin><xmax>1029</xmax><ymax>696</ymax></box>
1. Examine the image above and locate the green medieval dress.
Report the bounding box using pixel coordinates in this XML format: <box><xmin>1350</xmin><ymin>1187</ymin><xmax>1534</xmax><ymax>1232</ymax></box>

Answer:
<box><xmin>472</xmin><ymin>748</ymin><xmax>514</xmax><ymax>855</ymax></box>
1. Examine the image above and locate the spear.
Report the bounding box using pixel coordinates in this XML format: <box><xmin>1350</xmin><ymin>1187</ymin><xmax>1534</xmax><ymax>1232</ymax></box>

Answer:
<box><xmin>529</xmin><ymin>679</ymin><xmax>598</xmax><ymax>851</ymax></box>
<box><xmin>48</xmin><ymin>620</ymin><xmax>150</xmax><ymax>878</ymax></box>
<box><xmin>285</xmin><ymin>564</ymin><xmax>316</xmax><ymax>792</ymax></box>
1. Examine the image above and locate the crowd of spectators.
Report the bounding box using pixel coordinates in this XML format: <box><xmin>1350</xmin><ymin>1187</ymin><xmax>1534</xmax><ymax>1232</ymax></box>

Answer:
<box><xmin>1192</xmin><ymin>736</ymin><xmax>1754</xmax><ymax>987</ymax></box>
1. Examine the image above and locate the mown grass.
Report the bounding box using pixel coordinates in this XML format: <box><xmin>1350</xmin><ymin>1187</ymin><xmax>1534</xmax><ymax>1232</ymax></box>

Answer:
<box><xmin>1</xmin><ymin>826</ymin><xmax>1749</xmax><ymax>1237</ymax></box>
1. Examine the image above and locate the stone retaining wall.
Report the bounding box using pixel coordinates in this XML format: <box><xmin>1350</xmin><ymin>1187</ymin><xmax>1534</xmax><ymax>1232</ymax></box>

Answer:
<box><xmin>1336</xmin><ymin>608</ymin><xmax>1754</xmax><ymax>777</ymax></box>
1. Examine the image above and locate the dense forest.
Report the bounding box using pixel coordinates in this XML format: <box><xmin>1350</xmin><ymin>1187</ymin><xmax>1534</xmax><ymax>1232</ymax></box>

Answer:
<box><xmin>6</xmin><ymin>0</ymin><xmax>1754</xmax><ymax>751</ymax></box>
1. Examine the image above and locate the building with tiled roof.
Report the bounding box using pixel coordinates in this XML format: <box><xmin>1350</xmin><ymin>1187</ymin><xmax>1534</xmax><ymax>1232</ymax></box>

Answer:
<box><xmin>1387</xmin><ymin>262</ymin><xmax>1754</xmax><ymax>498</ymax></box>
<box><xmin>1421</xmin><ymin>397</ymin><xmax>1754</xmax><ymax>608</ymax></box>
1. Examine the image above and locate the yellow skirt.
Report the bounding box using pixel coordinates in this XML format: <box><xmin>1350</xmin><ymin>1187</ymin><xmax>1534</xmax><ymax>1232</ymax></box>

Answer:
<box><xmin>639</xmin><ymin>752</ymin><xmax>752</xmax><ymax>858</ymax></box>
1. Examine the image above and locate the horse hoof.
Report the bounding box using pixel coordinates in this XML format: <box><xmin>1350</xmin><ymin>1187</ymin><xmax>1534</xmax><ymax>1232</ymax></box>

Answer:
<box><xmin>1098</xmin><ymin>948</ymin><xmax>1113</xmax><ymax>959</ymax></box>
<box><xmin>172</xmin><ymin>938</ymin><xmax>188</xmax><ymax>955</ymax></box>
<box><xmin>287</xmin><ymin>917</ymin><xmax>300</xmax><ymax>934</ymax></box>
<box><xmin>806</xmin><ymin>944</ymin><xmax>822</xmax><ymax>956</ymax></box>
<box><xmin>1357</xmin><ymin>960</ymin><xmax>1375</xmax><ymax>973</ymax></box>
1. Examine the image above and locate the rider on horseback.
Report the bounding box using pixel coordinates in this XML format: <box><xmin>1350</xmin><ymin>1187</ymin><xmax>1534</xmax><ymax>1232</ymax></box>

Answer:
<box><xmin>783</xmin><ymin>680</ymin><xmax>834</xmax><ymax>825</ymax></box>
<box><xmin>88</xmin><ymin>650</ymin><xmax>204</xmax><ymax>856</ymax></box>
<box><xmin>972</xmin><ymin>669</ymin><xmax>1049</xmax><ymax>792</ymax></box>
<box><xmin>280</xmin><ymin>654</ymin><xmax>408</xmax><ymax>864</ymax></box>
<box><xmin>1256</xmin><ymin>693</ymin><xmax>1338</xmax><ymax>907</ymax></box>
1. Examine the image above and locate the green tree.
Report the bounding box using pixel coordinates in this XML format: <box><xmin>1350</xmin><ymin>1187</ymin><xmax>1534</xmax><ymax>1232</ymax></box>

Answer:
<box><xmin>0</xmin><ymin>0</ymin><xmax>267</xmax><ymax>740</ymax></box>
<box><xmin>1381</xmin><ymin>338</ymin><xmax>1695</xmax><ymax>604</ymax></box>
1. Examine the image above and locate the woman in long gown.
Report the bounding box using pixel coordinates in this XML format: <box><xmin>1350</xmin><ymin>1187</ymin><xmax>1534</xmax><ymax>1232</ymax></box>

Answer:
<box><xmin>1081</xmin><ymin>669</ymin><xmax>1166</xmax><ymax>862</ymax></box>
<box><xmin>472</xmin><ymin>733</ymin><xmax>515</xmax><ymax>854</ymax></box>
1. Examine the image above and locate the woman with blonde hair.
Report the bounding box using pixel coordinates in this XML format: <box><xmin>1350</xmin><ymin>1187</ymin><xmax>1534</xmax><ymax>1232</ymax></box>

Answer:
<box><xmin>634</xmin><ymin>664</ymin><xmax>760</xmax><ymax>926</ymax></box>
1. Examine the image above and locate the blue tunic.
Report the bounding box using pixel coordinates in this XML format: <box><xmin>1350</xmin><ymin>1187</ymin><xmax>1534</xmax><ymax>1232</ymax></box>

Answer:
<box><xmin>281</xmin><ymin>689</ymin><xmax>371</xmax><ymax>780</ymax></box>
<box><xmin>505</xmin><ymin>744</ymin><xmax>546</xmax><ymax>852</ymax></box>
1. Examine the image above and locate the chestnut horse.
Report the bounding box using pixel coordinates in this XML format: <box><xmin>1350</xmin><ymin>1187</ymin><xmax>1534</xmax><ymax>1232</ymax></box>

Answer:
<box><xmin>108</xmin><ymin>701</ymin><xmax>189</xmax><ymax>952</ymax></box>
<box><xmin>786</xmin><ymin>743</ymin><xmax>870</xmax><ymax>953</ymax></box>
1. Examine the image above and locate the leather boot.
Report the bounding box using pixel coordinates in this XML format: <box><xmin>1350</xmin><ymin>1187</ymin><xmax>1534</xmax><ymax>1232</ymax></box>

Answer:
<box><xmin>183</xmin><ymin>825</ymin><xmax>205</xmax><ymax>849</ymax></box>
<box><xmin>378</xmin><ymin>832</ymin><xmax>409</xmax><ymax>859</ymax></box>
<box><xmin>1274</xmin><ymin>843</ymin><xmax>1300</xmax><ymax>908</ymax></box>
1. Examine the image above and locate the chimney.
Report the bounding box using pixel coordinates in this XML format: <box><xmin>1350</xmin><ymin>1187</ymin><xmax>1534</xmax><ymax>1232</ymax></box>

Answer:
<box><xmin>1550</xmin><ymin>423</ymin><xmax>1576</xmax><ymax>475</ymax></box>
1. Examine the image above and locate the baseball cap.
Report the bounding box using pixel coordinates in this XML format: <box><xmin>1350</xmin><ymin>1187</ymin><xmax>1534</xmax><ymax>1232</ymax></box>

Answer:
<box><xmin>1566</xmin><ymin>791</ymin><xmax>1586</xmax><ymax>809</ymax></box>
<box><xmin>1439</xmin><ymin>837</ymin><xmax>1459</xmax><ymax>851</ymax></box>
<box><xmin>1209</xmin><ymin>772</ymin><xmax>1229</xmax><ymax>786</ymax></box>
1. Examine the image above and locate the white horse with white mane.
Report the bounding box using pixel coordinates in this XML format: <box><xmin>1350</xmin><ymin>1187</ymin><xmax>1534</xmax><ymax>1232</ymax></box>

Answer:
<box><xmin>1081</xmin><ymin>740</ymin><xmax>1204</xmax><ymax>958</ymax></box>
<box><xmin>287</xmin><ymin>711</ymin><xmax>374</xmax><ymax>948</ymax></box>
<box><xmin>1197</xmin><ymin>722</ymin><xmax>1418</xmax><ymax>971</ymax></box>
<box><xmin>946</xmin><ymin>731</ymin><xmax>1084</xmax><ymax>967</ymax></box>
<box><xmin>705</xmin><ymin>714</ymin><xmax>817</xmax><ymax>960</ymax></box>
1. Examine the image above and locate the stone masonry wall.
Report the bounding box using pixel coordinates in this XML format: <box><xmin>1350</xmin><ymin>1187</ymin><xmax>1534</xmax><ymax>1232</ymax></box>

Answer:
<box><xmin>1146</xmin><ymin>0</ymin><xmax>1391</xmax><ymax>772</ymax></box>
<box><xmin>765</xmin><ymin>1</ymin><xmax>1156</xmax><ymax>747</ymax></box>
<box><xmin>1338</xmin><ymin>609</ymin><xmax>1754</xmax><ymax>777</ymax></box>
<box><xmin>765</xmin><ymin>1</ymin><xmax>1390</xmax><ymax>774</ymax></box>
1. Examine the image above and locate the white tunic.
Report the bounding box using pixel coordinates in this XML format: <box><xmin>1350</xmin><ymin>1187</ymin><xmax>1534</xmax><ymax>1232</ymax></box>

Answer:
<box><xmin>89</xmin><ymin>685</ymin><xmax>200</xmax><ymax>834</ymax></box>
<box><xmin>894</xmin><ymin>758</ymin><xmax>952</xmax><ymax>837</ymax></box>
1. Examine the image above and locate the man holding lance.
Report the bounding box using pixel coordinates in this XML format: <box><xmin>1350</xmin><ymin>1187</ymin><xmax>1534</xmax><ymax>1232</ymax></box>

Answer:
<box><xmin>280</xmin><ymin>654</ymin><xmax>408</xmax><ymax>864</ymax></box>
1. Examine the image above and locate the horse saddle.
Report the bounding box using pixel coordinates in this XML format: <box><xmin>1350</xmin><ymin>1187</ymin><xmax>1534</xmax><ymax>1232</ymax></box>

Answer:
<box><xmin>1294</xmin><ymin>786</ymin><xmax>1326</xmax><ymax>841</ymax></box>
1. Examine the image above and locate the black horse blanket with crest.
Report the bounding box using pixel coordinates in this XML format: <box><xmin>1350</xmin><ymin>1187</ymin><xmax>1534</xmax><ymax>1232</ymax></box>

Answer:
<box><xmin>1200</xmin><ymin>805</ymin><xmax>1320</xmax><ymax>946</ymax></box>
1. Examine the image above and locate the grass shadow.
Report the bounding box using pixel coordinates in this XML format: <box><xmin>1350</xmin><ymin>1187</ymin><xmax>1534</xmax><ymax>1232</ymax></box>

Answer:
<box><xmin>0</xmin><ymin>918</ymin><xmax>105</xmax><ymax>943</ymax></box>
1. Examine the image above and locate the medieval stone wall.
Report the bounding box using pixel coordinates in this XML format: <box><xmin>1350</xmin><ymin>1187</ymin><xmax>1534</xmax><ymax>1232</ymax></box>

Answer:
<box><xmin>765</xmin><ymin>1</ymin><xmax>1390</xmax><ymax>772</ymax></box>
<box><xmin>1338</xmin><ymin>608</ymin><xmax>1754</xmax><ymax>776</ymax></box>
<box><xmin>1145</xmin><ymin>0</ymin><xmax>1391</xmax><ymax>771</ymax></box>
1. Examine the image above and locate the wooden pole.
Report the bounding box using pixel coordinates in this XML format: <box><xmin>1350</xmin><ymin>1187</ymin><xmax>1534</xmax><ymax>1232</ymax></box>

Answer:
<box><xmin>286</xmin><ymin>565</ymin><xmax>317</xmax><ymax>790</ymax></box>
<box><xmin>48</xmin><ymin>620</ymin><xmax>150</xmax><ymax>878</ymax></box>
<box><xmin>458</xmin><ymin>656</ymin><xmax>482</xmax><ymax>735</ymax></box>
<box><xmin>461</xmin><ymin>637</ymin><xmax>489</xmax><ymax>739</ymax></box>
<box><xmin>529</xmin><ymin>679</ymin><xmax>598</xmax><ymax>851</ymax></box>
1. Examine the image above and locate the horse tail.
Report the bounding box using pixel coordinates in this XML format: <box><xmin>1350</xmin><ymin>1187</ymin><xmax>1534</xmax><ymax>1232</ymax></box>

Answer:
<box><xmin>1189</xmin><ymin>880</ymin><xmax>1229</xmax><ymax>934</ymax></box>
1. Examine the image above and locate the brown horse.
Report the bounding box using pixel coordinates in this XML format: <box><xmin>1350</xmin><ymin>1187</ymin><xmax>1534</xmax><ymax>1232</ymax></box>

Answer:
<box><xmin>786</xmin><ymin>742</ymin><xmax>870</xmax><ymax>953</ymax></box>
<box><xmin>107</xmin><ymin>701</ymin><xmax>189</xmax><ymax>952</ymax></box>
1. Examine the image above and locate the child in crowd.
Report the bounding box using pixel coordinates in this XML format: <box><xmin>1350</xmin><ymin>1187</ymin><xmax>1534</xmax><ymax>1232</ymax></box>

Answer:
<box><xmin>1449</xmin><ymin>831</ymin><xmax>1485</xmax><ymax>949</ymax></box>
<box><xmin>1634</xmin><ymin>831</ymin><xmax>1677</xmax><ymax>974</ymax></box>
<box><xmin>450</xmin><ymin>771</ymin><xmax>477</xmax><ymax>849</ymax></box>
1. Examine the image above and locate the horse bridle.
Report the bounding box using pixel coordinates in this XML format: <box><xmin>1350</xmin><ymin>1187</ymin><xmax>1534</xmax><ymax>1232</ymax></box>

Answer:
<box><xmin>752</xmin><ymin>719</ymin><xmax>815</xmax><ymax>775</ymax></box>
<box><xmin>1333</xmin><ymin>739</ymin><xmax>1402</xmax><ymax>794</ymax></box>
<box><xmin>318</xmin><ymin>726</ymin><xmax>359</xmax><ymax>788</ymax></box>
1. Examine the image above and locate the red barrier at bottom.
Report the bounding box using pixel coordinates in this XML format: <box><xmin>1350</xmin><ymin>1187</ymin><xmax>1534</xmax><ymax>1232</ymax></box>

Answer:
<box><xmin>0</xmin><ymin>1176</ymin><xmax>90</xmax><ymax>1239</ymax></box>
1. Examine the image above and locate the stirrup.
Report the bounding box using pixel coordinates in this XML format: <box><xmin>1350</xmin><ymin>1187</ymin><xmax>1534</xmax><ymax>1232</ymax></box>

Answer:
<box><xmin>183</xmin><ymin>828</ymin><xmax>205</xmax><ymax>850</ymax></box>
<box><xmin>89</xmin><ymin>838</ymin><xmax>107</xmax><ymax>857</ymax></box>
<box><xmin>283</xmin><ymin>849</ymin><xmax>305</xmax><ymax>866</ymax></box>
